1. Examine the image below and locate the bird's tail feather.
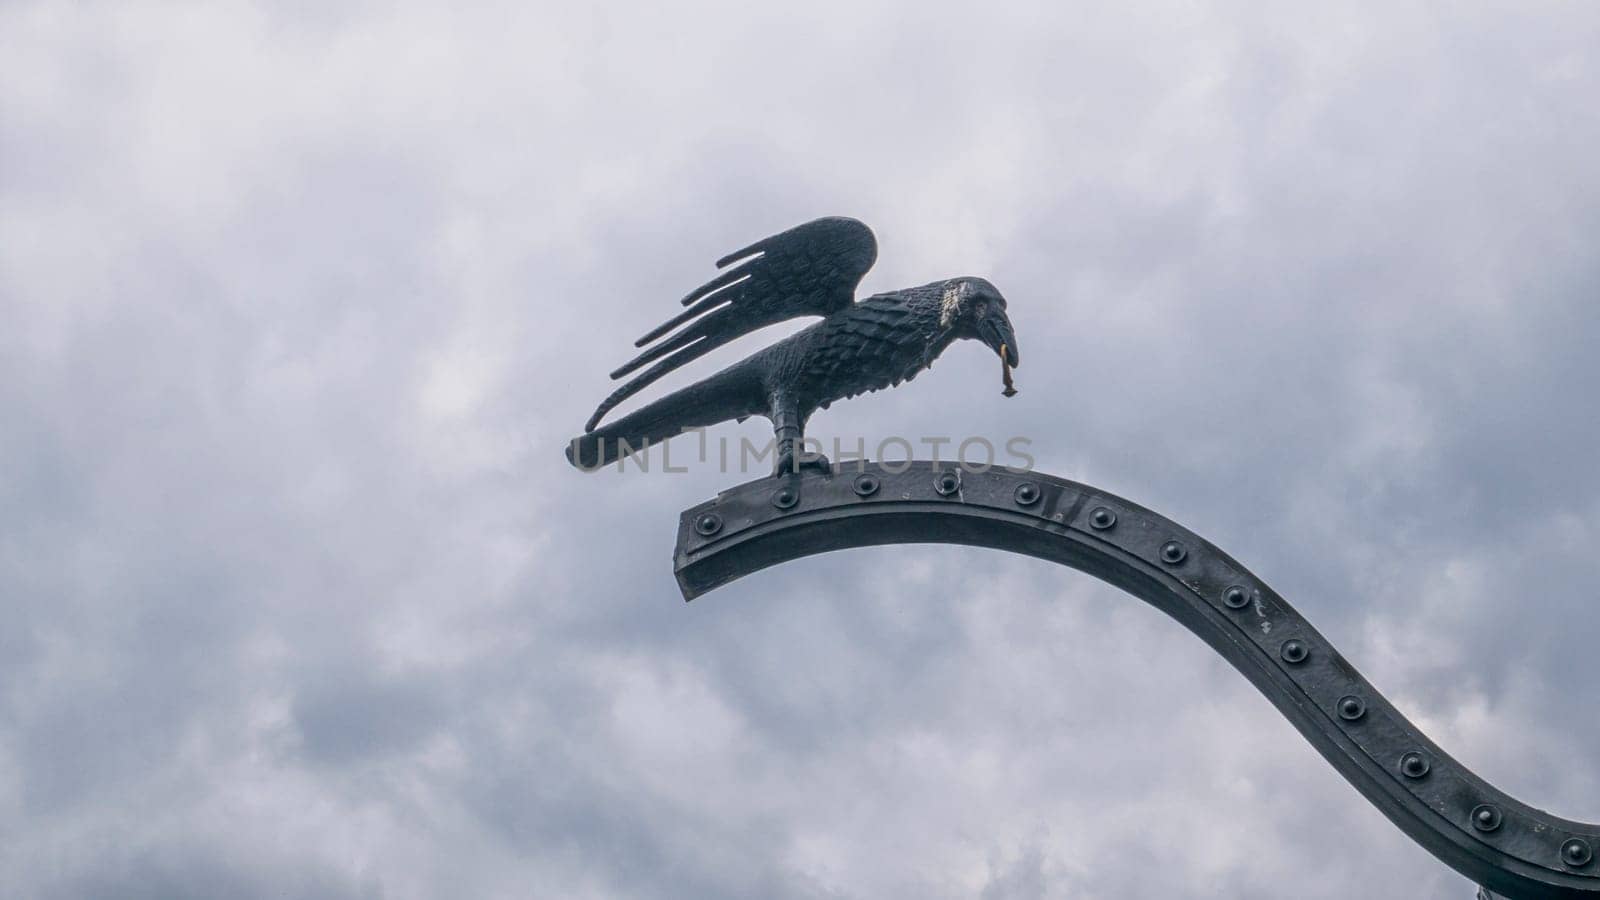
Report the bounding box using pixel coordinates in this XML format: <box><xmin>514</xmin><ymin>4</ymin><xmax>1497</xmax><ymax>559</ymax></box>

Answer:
<box><xmin>566</xmin><ymin>365</ymin><xmax>764</xmax><ymax>470</ymax></box>
<box><xmin>585</xmin><ymin>332</ymin><xmax>722</xmax><ymax>433</ymax></box>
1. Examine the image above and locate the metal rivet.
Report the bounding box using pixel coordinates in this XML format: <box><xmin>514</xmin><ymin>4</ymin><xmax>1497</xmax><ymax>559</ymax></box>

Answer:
<box><xmin>1470</xmin><ymin>804</ymin><xmax>1502</xmax><ymax>833</ymax></box>
<box><xmin>772</xmin><ymin>488</ymin><xmax>798</xmax><ymax>510</ymax></box>
<box><xmin>1400</xmin><ymin>751</ymin><xmax>1431</xmax><ymax>779</ymax></box>
<box><xmin>853</xmin><ymin>474</ymin><xmax>880</xmax><ymax>497</ymax></box>
<box><xmin>1280</xmin><ymin>639</ymin><xmax>1308</xmax><ymax>664</ymax></box>
<box><xmin>1013</xmin><ymin>482</ymin><xmax>1041</xmax><ymax>506</ymax></box>
<box><xmin>1160</xmin><ymin>541</ymin><xmax>1186</xmax><ymax>564</ymax></box>
<box><xmin>1563</xmin><ymin>838</ymin><xmax>1594</xmax><ymax>867</ymax></box>
<box><xmin>1221</xmin><ymin>585</ymin><xmax>1249</xmax><ymax>609</ymax></box>
<box><xmin>1089</xmin><ymin>507</ymin><xmax>1116</xmax><ymax>530</ymax></box>
<box><xmin>1337</xmin><ymin>695</ymin><xmax>1366</xmax><ymax>721</ymax></box>
<box><xmin>694</xmin><ymin>513</ymin><xmax>722</xmax><ymax>536</ymax></box>
<box><xmin>934</xmin><ymin>471</ymin><xmax>960</xmax><ymax>496</ymax></box>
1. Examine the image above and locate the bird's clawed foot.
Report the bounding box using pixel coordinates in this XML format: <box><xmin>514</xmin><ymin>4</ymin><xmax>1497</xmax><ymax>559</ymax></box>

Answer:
<box><xmin>773</xmin><ymin>442</ymin><xmax>831</xmax><ymax>477</ymax></box>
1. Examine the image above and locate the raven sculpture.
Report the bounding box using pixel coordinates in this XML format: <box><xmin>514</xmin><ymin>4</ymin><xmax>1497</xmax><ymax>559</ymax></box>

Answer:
<box><xmin>566</xmin><ymin>216</ymin><xmax>1019</xmax><ymax>474</ymax></box>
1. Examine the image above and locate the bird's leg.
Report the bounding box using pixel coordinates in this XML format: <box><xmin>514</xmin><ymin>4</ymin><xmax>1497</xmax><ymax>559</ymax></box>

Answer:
<box><xmin>770</xmin><ymin>397</ymin><xmax>829</xmax><ymax>476</ymax></box>
<box><xmin>771</xmin><ymin>406</ymin><xmax>804</xmax><ymax>477</ymax></box>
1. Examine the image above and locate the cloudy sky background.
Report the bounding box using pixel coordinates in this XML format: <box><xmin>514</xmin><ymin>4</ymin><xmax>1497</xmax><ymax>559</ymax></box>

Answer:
<box><xmin>4</xmin><ymin>2</ymin><xmax>1599</xmax><ymax>897</ymax></box>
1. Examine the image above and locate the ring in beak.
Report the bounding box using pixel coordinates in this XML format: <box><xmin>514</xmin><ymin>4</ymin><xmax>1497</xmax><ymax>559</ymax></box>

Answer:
<box><xmin>978</xmin><ymin>314</ymin><xmax>1019</xmax><ymax>398</ymax></box>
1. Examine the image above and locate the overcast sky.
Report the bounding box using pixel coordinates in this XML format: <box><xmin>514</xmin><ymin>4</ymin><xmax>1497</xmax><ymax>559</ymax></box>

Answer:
<box><xmin>3</xmin><ymin>2</ymin><xmax>1599</xmax><ymax>898</ymax></box>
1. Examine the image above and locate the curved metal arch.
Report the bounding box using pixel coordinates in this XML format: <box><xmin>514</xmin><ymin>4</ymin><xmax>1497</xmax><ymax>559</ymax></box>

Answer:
<box><xmin>673</xmin><ymin>462</ymin><xmax>1599</xmax><ymax>900</ymax></box>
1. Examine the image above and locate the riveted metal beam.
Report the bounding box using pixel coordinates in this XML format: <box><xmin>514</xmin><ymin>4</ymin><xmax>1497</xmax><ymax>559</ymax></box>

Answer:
<box><xmin>674</xmin><ymin>462</ymin><xmax>1600</xmax><ymax>900</ymax></box>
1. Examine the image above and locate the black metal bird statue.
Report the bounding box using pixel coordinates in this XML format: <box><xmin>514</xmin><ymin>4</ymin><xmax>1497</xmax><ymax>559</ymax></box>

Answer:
<box><xmin>566</xmin><ymin>216</ymin><xmax>1020</xmax><ymax>475</ymax></box>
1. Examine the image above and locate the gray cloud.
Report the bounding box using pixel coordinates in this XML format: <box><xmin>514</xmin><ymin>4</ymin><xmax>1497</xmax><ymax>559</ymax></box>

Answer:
<box><xmin>3</xmin><ymin>1</ymin><xmax>1598</xmax><ymax>897</ymax></box>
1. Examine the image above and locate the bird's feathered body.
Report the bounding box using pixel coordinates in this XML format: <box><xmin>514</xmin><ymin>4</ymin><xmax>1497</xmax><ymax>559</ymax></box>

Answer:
<box><xmin>774</xmin><ymin>284</ymin><xmax>956</xmax><ymax>412</ymax></box>
<box><xmin>567</xmin><ymin>218</ymin><xmax>1018</xmax><ymax>473</ymax></box>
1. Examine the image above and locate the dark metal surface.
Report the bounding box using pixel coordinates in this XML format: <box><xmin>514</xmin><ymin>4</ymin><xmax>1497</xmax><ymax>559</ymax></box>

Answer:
<box><xmin>674</xmin><ymin>461</ymin><xmax>1600</xmax><ymax>899</ymax></box>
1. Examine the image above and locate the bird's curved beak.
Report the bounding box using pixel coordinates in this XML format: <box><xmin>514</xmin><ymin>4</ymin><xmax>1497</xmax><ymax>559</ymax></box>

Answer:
<box><xmin>978</xmin><ymin>311</ymin><xmax>1019</xmax><ymax>368</ymax></box>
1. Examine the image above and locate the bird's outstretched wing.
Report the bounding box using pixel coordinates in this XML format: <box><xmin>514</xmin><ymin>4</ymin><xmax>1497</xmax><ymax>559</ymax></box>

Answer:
<box><xmin>585</xmin><ymin>216</ymin><xmax>877</xmax><ymax>431</ymax></box>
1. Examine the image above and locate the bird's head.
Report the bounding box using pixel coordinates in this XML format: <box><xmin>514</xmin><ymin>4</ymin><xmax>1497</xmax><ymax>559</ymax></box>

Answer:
<box><xmin>940</xmin><ymin>277</ymin><xmax>1019</xmax><ymax>368</ymax></box>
